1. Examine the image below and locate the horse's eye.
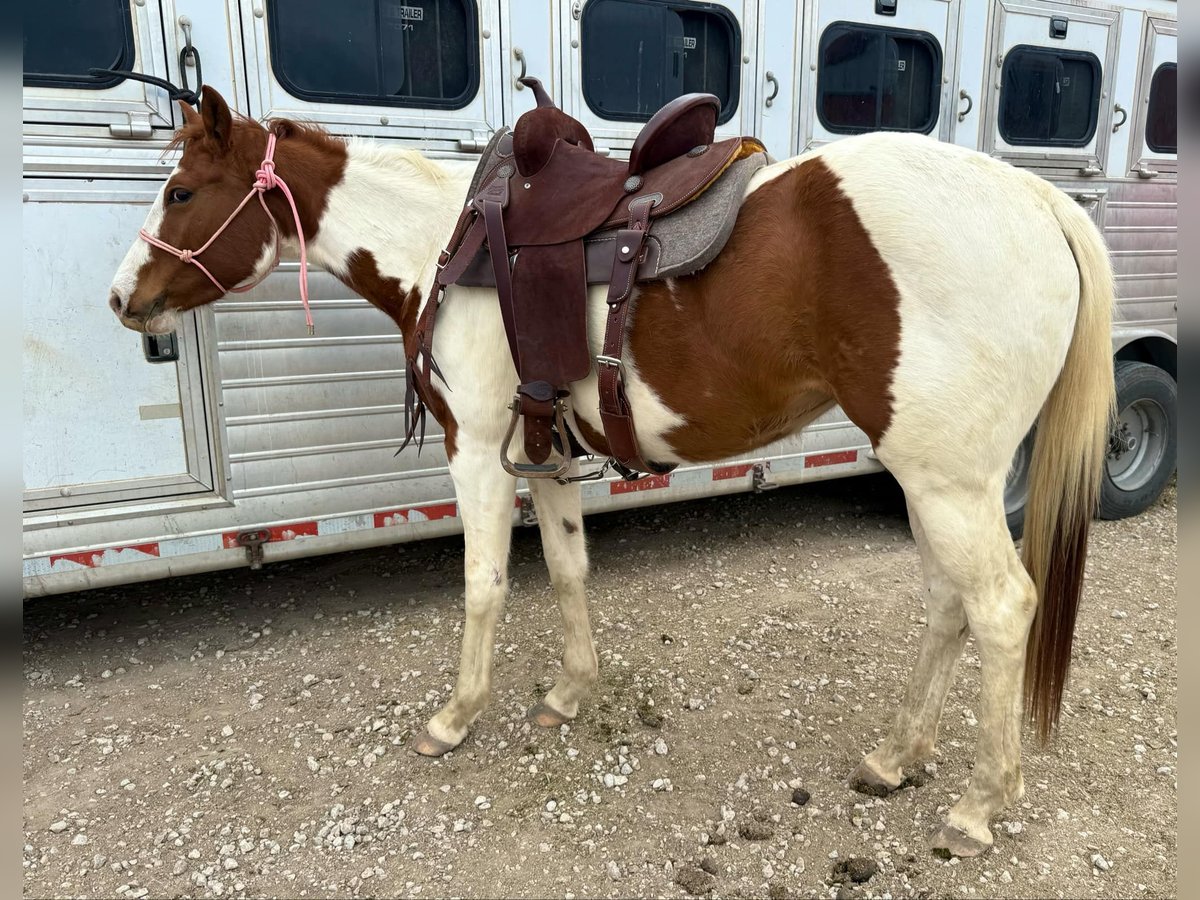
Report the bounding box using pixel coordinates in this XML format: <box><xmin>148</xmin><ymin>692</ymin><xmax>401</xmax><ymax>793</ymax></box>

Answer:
<box><xmin>168</xmin><ymin>187</ymin><xmax>193</xmax><ymax>205</ymax></box>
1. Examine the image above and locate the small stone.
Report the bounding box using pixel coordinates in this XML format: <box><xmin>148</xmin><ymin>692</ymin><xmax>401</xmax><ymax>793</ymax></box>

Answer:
<box><xmin>1092</xmin><ymin>853</ymin><xmax>1112</xmax><ymax>872</ymax></box>
<box><xmin>675</xmin><ymin>866</ymin><xmax>716</xmax><ymax>896</ymax></box>
<box><xmin>49</xmin><ymin>821</ymin><xmax>68</xmax><ymax>833</ymax></box>
<box><xmin>221</xmin><ymin>725</ymin><xmax>234</xmax><ymax>738</ymax></box>
<box><xmin>699</xmin><ymin>856</ymin><xmax>719</xmax><ymax>875</ymax></box>
<box><xmin>606</xmin><ymin>860</ymin><xmax>621</xmax><ymax>880</ymax></box>
<box><xmin>738</xmin><ymin>821</ymin><xmax>774</xmax><ymax>841</ymax></box>
<box><xmin>223</xmin><ymin>858</ymin><xmax>238</xmax><ymax>870</ymax></box>
<box><xmin>72</xmin><ymin>834</ymin><xmax>89</xmax><ymax>846</ymax></box>
<box><xmin>791</xmin><ymin>787</ymin><xmax>811</xmax><ymax>806</ymax></box>
<box><xmin>831</xmin><ymin>857</ymin><xmax>878</xmax><ymax>884</ymax></box>
<box><xmin>654</xmin><ymin>737</ymin><xmax>669</xmax><ymax>756</ymax></box>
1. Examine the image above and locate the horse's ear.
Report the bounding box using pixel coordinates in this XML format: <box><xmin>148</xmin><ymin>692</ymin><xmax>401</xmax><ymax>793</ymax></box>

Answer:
<box><xmin>178</xmin><ymin>99</ymin><xmax>202</xmax><ymax>128</ymax></box>
<box><xmin>200</xmin><ymin>85</ymin><xmax>233</xmax><ymax>153</ymax></box>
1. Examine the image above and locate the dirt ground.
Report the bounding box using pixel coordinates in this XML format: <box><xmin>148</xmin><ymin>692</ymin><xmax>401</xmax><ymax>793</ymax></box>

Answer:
<box><xmin>22</xmin><ymin>474</ymin><xmax>1177</xmax><ymax>900</ymax></box>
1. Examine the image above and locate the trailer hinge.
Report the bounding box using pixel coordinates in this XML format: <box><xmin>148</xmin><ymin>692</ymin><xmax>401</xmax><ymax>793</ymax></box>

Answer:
<box><xmin>752</xmin><ymin>463</ymin><xmax>778</xmax><ymax>492</ymax></box>
<box><xmin>236</xmin><ymin>529</ymin><xmax>268</xmax><ymax>570</ymax></box>
<box><xmin>456</xmin><ymin>135</ymin><xmax>488</xmax><ymax>153</ymax></box>
<box><xmin>519</xmin><ymin>495</ymin><xmax>538</xmax><ymax>526</ymax></box>
<box><xmin>109</xmin><ymin>113</ymin><xmax>154</xmax><ymax>139</ymax></box>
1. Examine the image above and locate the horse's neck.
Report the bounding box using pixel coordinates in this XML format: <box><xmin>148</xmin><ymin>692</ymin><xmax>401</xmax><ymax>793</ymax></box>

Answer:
<box><xmin>306</xmin><ymin>141</ymin><xmax>473</xmax><ymax>318</ymax></box>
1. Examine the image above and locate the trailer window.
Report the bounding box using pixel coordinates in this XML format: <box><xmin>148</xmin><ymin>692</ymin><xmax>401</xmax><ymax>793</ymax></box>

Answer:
<box><xmin>1145</xmin><ymin>62</ymin><xmax>1176</xmax><ymax>153</ymax></box>
<box><xmin>581</xmin><ymin>0</ymin><xmax>740</xmax><ymax>124</ymax></box>
<box><xmin>999</xmin><ymin>46</ymin><xmax>1101</xmax><ymax>147</ymax></box>
<box><xmin>23</xmin><ymin>0</ymin><xmax>135</xmax><ymax>89</ymax></box>
<box><xmin>817</xmin><ymin>22</ymin><xmax>942</xmax><ymax>134</ymax></box>
<box><xmin>266</xmin><ymin>0</ymin><xmax>480</xmax><ymax>109</ymax></box>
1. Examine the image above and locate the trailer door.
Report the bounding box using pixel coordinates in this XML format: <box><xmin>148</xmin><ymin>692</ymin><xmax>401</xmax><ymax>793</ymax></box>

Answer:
<box><xmin>23</xmin><ymin>3</ymin><xmax>221</xmax><ymax>517</ymax></box>
<box><xmin>560</xmin><ymin>0</ymin><xmax>757</xmax><ymax>153</ymax></box>
<box><xmin>983</xmin><ymin>0</ymin><xmax>1120</xmax><ymax>174</ymax></box>
<box><xmin>801</xmin><ymin>0</ymin><xmax>957</xmax><ymax>151</ymax></box>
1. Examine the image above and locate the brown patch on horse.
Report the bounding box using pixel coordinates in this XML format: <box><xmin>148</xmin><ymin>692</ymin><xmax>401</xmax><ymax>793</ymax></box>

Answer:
<box><xmin>621</xmin><ymin>156</ymin><xmax>901</xmax><ymax>460</ymax></box>
<box><xmin>561</xmin><ymin>518</ymin><xmax>579</xmax><ymax>534</ymax></box>
<box><xmin>343</xmin><ymin>250</ymin><xmax>459</xmax><ymax>460</ymax></box>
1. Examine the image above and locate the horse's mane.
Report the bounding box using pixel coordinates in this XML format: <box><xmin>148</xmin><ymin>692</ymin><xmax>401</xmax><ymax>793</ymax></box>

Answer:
<box><xmin>164</xmin><ymin>111</ymin><xmax>347</xmax><ymax>155</ymax></box>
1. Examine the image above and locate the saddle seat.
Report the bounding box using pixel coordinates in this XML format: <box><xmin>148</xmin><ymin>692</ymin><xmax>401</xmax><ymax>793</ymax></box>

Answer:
<box><xmin>406</xmin><ymin>77</ymin><xmax>768</xmax><ymax>481</ymax></box>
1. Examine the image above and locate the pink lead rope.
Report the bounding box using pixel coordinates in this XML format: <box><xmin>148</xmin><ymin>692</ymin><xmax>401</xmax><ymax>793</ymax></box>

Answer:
<box><xmin>139</xmin><ymin>132</ymin><xmax>314</xmax><ymax>334</ymax></box>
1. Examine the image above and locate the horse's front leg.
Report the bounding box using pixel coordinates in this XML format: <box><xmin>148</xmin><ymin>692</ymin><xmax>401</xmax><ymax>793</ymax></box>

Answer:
<box><xmin>526</xmin><ymin>465</ymin><xmax>598</xmax><ymax>727</ymax></box>
<box><xmin>411</xmin><ymin>439</ymin><xmax>517</xmax><ymax>757</ymax></box>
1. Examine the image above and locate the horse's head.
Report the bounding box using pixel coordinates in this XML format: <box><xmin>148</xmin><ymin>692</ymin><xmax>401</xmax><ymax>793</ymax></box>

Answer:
<box><xmin>109</xmin><ymin>86</ymin><xmax>278</xmax><ymax>334</ymax></box>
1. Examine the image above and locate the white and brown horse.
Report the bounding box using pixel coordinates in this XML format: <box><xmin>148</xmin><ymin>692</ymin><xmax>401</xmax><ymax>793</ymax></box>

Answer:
<box><xmin>108</xmin><ymin>87</ymin><xmax>1114</xmax><ymax>857</ymax></box>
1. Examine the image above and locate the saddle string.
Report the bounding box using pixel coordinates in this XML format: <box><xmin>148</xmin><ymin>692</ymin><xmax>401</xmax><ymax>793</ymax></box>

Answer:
<box><xmin>139</xmin><ymin>132</ymin><xmax>314</xmax><ymax>334</ymax></box>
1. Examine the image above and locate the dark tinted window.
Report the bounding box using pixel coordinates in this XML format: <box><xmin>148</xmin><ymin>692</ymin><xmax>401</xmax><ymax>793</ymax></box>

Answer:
<box><xmin>1146</xmin><ymin>62</ymin><xmax>1177</xmax><ymax>153</ymax></box>
<box><xmin>817</xmin><ymin>23</ymin><xmax>942</xmax><ymax>134</ymax></box>
<box><xmin>581</xmin><ymin>0</ymin><xmax>740</xmax><ymax>124</ymax></box>
<box><xmin>267</xmin><ymin>0</ymin><xmax>479</xmax><ymax>109</ymax></box>
<box><xmin>999</xmin><ymin>45</ymin><xmax>1100</xmax><ymax>147</ymax></box>
<box><xmin>23</xmin><ymin>0</ymin><xmax>134</xmax><ymax>89</ymax></box>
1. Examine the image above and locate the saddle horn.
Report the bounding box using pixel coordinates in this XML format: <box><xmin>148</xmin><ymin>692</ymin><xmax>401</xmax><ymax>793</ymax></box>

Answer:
<box><xmin>518</xmin><ymin>76</ymin><xmax>557</xmax><ymax>109</ymax></box>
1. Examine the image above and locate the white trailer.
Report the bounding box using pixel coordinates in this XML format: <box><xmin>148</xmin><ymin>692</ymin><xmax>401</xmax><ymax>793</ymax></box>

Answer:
<box><xmin>22</xmin><ymin>0</ymin><xmax>1177</xmax><ymax>597</ymax></box>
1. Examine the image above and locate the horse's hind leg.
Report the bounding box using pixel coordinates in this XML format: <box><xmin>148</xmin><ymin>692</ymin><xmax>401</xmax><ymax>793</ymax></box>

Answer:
<box><xmin>526</xmin><ymin>467</ymin><xmax>598</xmax><ymax>727</ymax></box>
<box><xmin>882</xmin><ymin>481</ymin><xmax>1036</xmax><ymax>856</ymax></box>
<box><xmin>850</xmin><ymin>503</ymin><xmax>970</xmax><ymax>795</ymax></box>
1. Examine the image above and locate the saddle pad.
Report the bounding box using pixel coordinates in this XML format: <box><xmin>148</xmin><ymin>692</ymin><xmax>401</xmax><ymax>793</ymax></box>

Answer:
<box><xmin>455</xmin><ymin>149</ymin><xmax>768</xmax><ymax>287</ymax></box>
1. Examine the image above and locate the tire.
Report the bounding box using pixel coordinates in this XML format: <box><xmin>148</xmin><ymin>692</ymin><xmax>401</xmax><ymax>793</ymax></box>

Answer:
<box><xmin>1003</xmin><ymin>428</ymin><xmax>1036</xmax><ymax>540</ymax></box>
<box><xmin>1099</xmin><ymin>361</ymin><xmax>1177</xmax><ymax>520</ymax></box>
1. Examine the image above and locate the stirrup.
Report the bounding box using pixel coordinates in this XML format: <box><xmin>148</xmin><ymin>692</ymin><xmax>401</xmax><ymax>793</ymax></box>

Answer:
<box><xmin>500</xmin><ymin>395</ymin><xmax>572</xmax><ymax>479</ymax></box>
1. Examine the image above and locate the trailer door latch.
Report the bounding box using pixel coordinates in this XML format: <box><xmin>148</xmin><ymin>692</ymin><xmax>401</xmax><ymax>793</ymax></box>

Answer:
<box><xmin>236</xmin><ymin>529</ymin><xmax>268</xmax><ymax>570</ymax></box>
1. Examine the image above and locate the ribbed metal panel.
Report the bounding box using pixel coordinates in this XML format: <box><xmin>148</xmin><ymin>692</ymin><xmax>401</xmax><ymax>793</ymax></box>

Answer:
<box><xmin>1105</xmin><ymin>181</ymin><xmax>1177</xmax><ymax>330</ymax></box>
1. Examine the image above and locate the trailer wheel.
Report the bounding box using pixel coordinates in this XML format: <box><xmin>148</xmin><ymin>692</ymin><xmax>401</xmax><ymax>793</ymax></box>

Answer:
<box><xmin>1003</xmin><ymin>429</ymin><xmax>1035</xmax><ymax>539</ymax></box>
<box><xmin>1099</xmin><ymin>361</ymin><xmax>1177</xmax><ymax>520</ymax></box>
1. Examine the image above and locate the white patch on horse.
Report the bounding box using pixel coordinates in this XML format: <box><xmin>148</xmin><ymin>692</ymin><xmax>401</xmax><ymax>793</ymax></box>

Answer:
<box><xmin>110</xmin><ymin>170</ymin><xmax>176</xmax><ymax>306</ymax></box>
<box><xmin>310</xmin><ymin>142</ymin><xmax>474</xmax><ymax>296</ymax></box>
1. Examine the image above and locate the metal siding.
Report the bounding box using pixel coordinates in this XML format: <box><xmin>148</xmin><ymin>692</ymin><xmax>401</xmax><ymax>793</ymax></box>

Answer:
<box><xmin>1105</xmin><ymin>180</ymin><xmax>1177</xmax><ymax>331</ymax></box>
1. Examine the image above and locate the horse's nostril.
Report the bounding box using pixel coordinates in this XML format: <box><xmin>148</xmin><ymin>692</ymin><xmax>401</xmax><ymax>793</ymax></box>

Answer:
<box><xmin>109</xmin><ymin>291</ymin><xmax>124</xmax><ymax>316</ymax></box>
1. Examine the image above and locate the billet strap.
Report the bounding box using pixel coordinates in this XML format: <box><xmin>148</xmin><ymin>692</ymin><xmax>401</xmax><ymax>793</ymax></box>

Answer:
<box><xmin>597</xmin><ymin>195</ymin><xmax>676</xmax><ymax>477</ymax></box>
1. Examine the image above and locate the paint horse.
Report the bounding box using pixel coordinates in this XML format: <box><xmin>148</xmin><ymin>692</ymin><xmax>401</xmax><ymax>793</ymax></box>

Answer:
<box><xmin>108</xmin><ymin>86</ymin><xmax>1114</xmax><ymax>857</ymax></box>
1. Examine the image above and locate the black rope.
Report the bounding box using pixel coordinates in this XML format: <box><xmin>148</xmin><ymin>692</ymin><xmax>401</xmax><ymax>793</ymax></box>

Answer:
<box><xmin>87</xmin><ymin>68</ymin><xmax>200</xmax><ymax>107</ymax></box>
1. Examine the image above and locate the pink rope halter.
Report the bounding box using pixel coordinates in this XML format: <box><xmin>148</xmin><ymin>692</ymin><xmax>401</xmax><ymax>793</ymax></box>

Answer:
<box><xmin>140</xmin><ymin>132</ymin><xmax>314</xmax><ymax>334</ymax></box>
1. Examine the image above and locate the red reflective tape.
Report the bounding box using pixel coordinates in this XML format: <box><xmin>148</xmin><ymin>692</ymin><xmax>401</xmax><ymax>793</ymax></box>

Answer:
<box><xmin>51</xmin><ymin>542</ymin><xmax>161</xmax><ymax>568</ymax></box>
<box><xmin>610</xmin><ymin>473</ymin><xmax>672</xmax><ymax>494</ymax></box>
<box><xmin>374</xmin><ymin>502</ymin><xmax>458</xmax><ymax>529</ymax></box>
<box><xmin>712</xmin><ymin>463</ymin><xmax>754</xmax><ymax>481</ymax></box>
<box><xmin>804</xmin><ymin>450</ymin><xmax>858</xmax><ymax>468</ymax></box>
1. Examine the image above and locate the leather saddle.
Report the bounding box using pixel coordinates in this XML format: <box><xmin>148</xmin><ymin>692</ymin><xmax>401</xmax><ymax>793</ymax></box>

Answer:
<box><xmin>405</xmin><ymin>76</ymin><xmax>767</xmax><ymax>480</ymax></box>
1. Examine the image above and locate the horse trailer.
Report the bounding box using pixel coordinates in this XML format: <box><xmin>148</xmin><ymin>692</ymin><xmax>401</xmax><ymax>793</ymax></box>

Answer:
<box><xmin>22</xmin><ymin>0</ymin><xmax>1177</xmax><ymax>597</ymax></box>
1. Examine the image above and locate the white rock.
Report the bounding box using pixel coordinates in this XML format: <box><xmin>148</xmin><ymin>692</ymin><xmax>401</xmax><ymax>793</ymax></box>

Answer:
<box><xmin>654</xmin><ymin>737</ymin><xmax>669</xmax><ymax>756</ymax></box>
<box><xmin>49</xmin><ymin>821</ymin><xmax>68</xmax><ymax>833</ymax></box>
<box><xmin>72</xmin><ymin>834</ymin><xmax>89</xmax><ymax>845</ymax></box>
<box><xmin>221</xmin><ymin>726</ymin><xmax>234</xmax><ymax>738</ymax></box>
<box><xmin>607</xmin><ymin>860</ymin><xmax>621</xmax><ymax>880</ymax></box>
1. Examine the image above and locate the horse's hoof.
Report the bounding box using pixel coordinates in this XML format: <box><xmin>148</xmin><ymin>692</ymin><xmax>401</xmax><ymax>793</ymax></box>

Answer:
<box><xmin>527</xmin><ymin>701</ymin><xmax>571</xmax><ymax>729</ymax></box>
<box><xmin>849</xmin><ymin>761</ymin><xmax>902</xmax><ymax>797</ymax></box>
<box><xmin>929</xmin><ymin>823</ymin><xmax>992</xmax><ymax>858</ymax></box>
<box><xmin>409</xmin><ymin>730</ymin><xmax>458</xmax><ymax>758</ymax></box>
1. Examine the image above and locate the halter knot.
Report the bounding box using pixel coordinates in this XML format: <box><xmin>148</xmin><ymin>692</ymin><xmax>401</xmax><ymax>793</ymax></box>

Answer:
<box><xmin>255</xmin><ymin>158</ymin><xmax>278</xmax><ymax>191</ymax></box>
<box><xmin>179</xmin><ymin>249</ymin><xmax>194</xmax><ymax>263</ymax></box>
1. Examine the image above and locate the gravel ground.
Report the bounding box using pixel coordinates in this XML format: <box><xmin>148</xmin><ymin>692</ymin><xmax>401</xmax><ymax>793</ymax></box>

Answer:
<box><xmin>23</xmin><ymin>474</ymin><xmax>1176</xmax><ymax>899</ymax></box>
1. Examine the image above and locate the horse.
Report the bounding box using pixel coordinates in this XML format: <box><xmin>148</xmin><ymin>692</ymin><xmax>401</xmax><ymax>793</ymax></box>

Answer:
<box><xmin>107</xmin><ymin>86</ymin><xmax>1114</xmax><ymax>858</ymax></box>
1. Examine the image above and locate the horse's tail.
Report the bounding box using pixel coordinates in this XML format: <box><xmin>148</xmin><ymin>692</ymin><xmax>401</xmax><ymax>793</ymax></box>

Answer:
<box><xmin>1022</xmin><ymin>190</ymin><xmax>1116</xmax><ymax>743</ymax></box>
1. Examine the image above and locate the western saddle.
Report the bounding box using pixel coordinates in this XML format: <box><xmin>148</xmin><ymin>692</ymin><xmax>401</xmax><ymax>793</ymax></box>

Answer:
<box><xmin>404</xmin><ymin>77</ymin><xmax>767</xmax><ymax>480</ymax></box>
